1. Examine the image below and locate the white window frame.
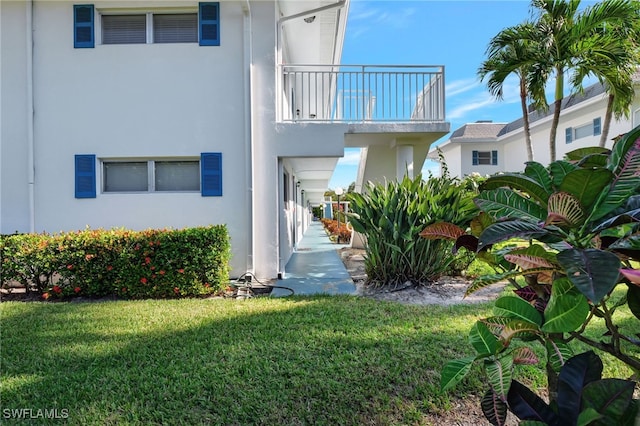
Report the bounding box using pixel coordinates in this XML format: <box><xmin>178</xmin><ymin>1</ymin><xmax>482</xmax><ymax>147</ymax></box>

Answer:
<box><xmin>101</xmin><ymin>158</ymin><xmax>200</xmax><ymax>193</ymax></box>
<box><xmin>567</xmin><ymin>117</ymin><xmax>601</xmax><ymax>143</ymax></box>
<box><xmin>97</xmin><ymin>9</ymin><xmax>198</xmax><ymax>45</ymax></box>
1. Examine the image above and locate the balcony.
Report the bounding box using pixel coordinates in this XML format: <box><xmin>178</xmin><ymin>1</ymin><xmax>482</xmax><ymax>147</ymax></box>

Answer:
<box><xmin>278</xmin><ymin>64</ymin><xmax>445</xmax><ymax>123</ymax></box>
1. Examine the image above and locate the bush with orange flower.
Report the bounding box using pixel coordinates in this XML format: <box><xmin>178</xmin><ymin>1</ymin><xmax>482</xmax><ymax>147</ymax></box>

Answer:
<box><xmin>1</xmin><ymin>226</ymin><xmax>230</xmax><ymax>300</ymax></box>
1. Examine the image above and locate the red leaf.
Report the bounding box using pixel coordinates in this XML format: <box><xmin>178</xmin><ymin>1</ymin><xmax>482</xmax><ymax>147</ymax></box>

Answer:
<box><xmin>419</xmin><ymin>222</ymin><xmax>465</xmax><ymax>240</ymax></box>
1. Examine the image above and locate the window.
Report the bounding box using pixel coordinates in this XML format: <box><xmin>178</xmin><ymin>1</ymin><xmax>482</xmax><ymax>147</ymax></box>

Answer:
<box><xmin>96</xmin><ymin>2</ymin><xmax>218</xmax><ymax>45</ymax></box>
<box><xmin>472</xmin><ymin>150</ymin><xmax>498</xmax><ymax>166</ymax></box>
<box><xmin>77</xmin><ymin>154</ymin><xmax>221</xmax><ymax>197</ymax></box>
<box><xmin>153</xmin><ymin>14</ymin><xmax>198</xmax><ymax>43</ymax></box>
<box><xmin>565</xmin><ymin>117</ymin><xmax>601</xmax><ymax>143</ymax></box>
<box><xmin>102</xmin><ymin>15</ymin><xmax>146</xmax><ymax>44</ymax></box>
<box><xmin>103</xmin><ymin>160</ymin><xmax>200</xmax><ymax>192</ymax></box>
<box><xmin>155</xmin><ymin>161</ymin><xmax>200</xmax><ymax>191</ymax></box>
<box><xmin>104</xmin><ymin>162</ymin><xmax>148</xmax><ymax>191</ymax></box>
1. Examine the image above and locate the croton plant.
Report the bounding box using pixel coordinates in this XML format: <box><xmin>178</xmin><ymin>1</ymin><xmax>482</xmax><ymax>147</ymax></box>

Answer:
<box><xmin>422</xmin><ymin>125</ymin><xmax>640</xmax><ymax>425</ymax></box>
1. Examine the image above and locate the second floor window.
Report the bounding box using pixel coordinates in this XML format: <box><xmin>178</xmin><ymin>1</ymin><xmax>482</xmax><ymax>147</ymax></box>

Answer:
<box><xmin>103</xmin><ymin>160</ymin><xmax>200</xmax><ymax>192</ymax></box>
<box><xmin>102</xmin><ymin>13</ymin><xmax>198</xmax><ymax>44</ymax></box>
<box><xmin>74</xmin><ymin>3</ymin><xmax>220</xmax><ymax>48</ymax></box>
<box><xmin>74</xmin><ymin>153</ymin><xmax>222</xmax><ymax>198</ymax></box>
<box><xmin>565</xmin><ymin>117</ymin><xmax>601</xmax><ymax>143</ymax></box>
<box><xmin>472</xmin><ymin>150</ymin><xmax>498</xmax><ymax>166</ymax></box>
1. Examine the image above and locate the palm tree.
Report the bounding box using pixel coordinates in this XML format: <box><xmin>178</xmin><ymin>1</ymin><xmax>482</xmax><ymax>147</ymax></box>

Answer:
<box><xmin>575</xmin><ymin>57</ymin><xmax>637</xmax><ymax>148</ymax></box>
<box><xmin>479</xmin><ymin>23</ymin><xmax>546</xmax><ymax>162</ymax></box>
<box><xmin>592</xmin><ymin>22</ymin><xmax>640</xmax><ymax>147</ymax></box>
<box><xmin>527</xmin><ymin>0</ymin><xmax>638</xmax><ymax>162</ymax></box>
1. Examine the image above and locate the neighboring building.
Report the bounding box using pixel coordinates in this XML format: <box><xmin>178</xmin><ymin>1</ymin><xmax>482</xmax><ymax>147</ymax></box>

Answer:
<box><xmin>0</xmin><ymin>1</ymin><xmax>449</xmax><ymax>279</ymax></box>
<box><xmin>429</xmin><ymin>76</ymin><xmax>640</xmax><ymax>178</ymax></box>
<box><xmin>428</xmin><ymin>120</ymin><xmax>506</xmax><ymax>179</ymax></box>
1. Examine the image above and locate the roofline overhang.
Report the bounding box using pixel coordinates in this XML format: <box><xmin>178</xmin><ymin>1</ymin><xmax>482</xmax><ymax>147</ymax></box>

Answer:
<box><xmin>276</xmin><ymin>1</ymin><xmax>348</xmax><ymax>65</ymax></box>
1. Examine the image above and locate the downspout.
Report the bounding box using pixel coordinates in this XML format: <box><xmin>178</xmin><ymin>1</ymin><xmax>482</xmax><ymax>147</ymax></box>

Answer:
<box><xmin>0</xmin><ymin>2</ymin><xmax>2</xmax><ymax>233</ymax></box>
<box><xmin>26</xmin><ymin>0</ymin><xmax>35</xmax><ymax>233</ymax></box>
<box><xmin>243</xmin><ymin>0</ymin><xmax>255</xmax><ymax>274</ymax></box>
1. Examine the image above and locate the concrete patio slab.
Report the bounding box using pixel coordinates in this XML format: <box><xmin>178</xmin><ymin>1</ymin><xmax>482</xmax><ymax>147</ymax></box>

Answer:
<box><xmin>271</xmin><ymin>221</ymin><xmax>357</xmax><ymax>297</ymax></box>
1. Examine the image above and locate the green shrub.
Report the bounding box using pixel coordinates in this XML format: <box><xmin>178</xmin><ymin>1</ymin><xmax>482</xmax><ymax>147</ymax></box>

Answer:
<box><xmin>348</xmin><ymin>174</ymin><xmax>478</xmax><ymax>287</ymax></box>
<box><xmin>0</xmin><ymin>233</ymin><xmax>57</xmax><ymax>292</ymax></box>
<box><xmin>430</xmin><ymin>126</ymin><xmax>640</xmax><ymax>425</ymax></box>
<box><xmin>1</xmin><ymin>226</ymin><xmax>230</xmax><ymax>300</ymax></box>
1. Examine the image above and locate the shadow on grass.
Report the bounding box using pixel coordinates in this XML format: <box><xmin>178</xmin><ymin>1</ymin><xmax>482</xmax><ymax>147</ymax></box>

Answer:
<box><xmin>1</xmin><ymin>297</ymin><xmax>492</xmax><ymax>425</ymax></box>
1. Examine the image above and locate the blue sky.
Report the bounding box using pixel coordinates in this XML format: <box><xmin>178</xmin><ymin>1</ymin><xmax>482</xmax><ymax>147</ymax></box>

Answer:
<box><xmin>327</xmin><ymin>0</ymin><xmax>593</xmax><ymax>189</ymax></box>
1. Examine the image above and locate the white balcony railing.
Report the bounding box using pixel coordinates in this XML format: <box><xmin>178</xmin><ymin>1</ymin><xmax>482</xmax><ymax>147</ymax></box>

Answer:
<box><xmin>279</xmin><ymin>65</ymin><xmax>445</xmax><ymax>123</ymax></box>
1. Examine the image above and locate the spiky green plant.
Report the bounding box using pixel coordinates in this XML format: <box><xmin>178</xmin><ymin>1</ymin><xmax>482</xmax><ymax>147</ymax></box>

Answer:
<box><xmin>348</xmin><ymin>174</ymin><xmax>478</xmax><ymax>288</ymax></box>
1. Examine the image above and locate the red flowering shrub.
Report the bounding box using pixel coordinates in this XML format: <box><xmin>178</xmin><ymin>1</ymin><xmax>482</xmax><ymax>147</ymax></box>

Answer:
<box><xmin>320</xmin><ymin>219</ymin><xmax>351</xmax><ymax>244</ymax></box>
<box><xmin>1</xmin><ymin>226</ymin><xmax>231</xmax><ymax>300</ymax></box>
<box><xmin>0</xmin><ymin>233</ymin><xmax>57</xmax><ymax>293</ymax></box>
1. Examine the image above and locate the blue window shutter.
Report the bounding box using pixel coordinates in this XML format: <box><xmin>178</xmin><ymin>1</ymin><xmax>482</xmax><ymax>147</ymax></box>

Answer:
<box><xmin>565</xmin><ymin>127</ymin><xmax>573</xmax><ymax>144</ymax></box>
<box><xmin>491</xmin><ymin>150</ymin><xmax>498</xmax><ymax>166</ymax></box>
<box><xmin>199</xmin><ymin>3</ymin><xmax>220</xmax><ymax>46</ymax></box>
<box><xmin>593</xmin><ymin>117</ymin><xmax>601</xmax><ymax>136</ymax></box>
<box><xmin>472</xmin><ymin>150</ymin><xmax>479</xmax><ymax>166</ymax></box>
<box><xmin>75</xmin><ymin>155</ymin><xmax>96</xmax><ymax>198</ymax></box>
<box><xmin>74</xmin><ymin>5</ymin><xmax>94</xmax><ymax>48</ymax></box>
<box><xmin>201</xmin><ymin>153</ymin><xmax>222</xmax><ymax>196</ymax></box>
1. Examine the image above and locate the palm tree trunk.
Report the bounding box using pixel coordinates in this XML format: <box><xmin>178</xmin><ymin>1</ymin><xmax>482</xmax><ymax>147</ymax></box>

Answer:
<box><xmin>549</xmin><ymin>68</ymin><xmax>564</xmax><ymax>163</ymax></box>
<box><xmin>599</xmin><ymin>94</ymin><xmax>614</xmax><ymax>147</ymax></box>
<box><xmin>549</xmin><ymin>99</ymin><xmax>562</xmax><ymax>163</ymax></box>
<box><xmin>520</xmin><ymin>80</ymin><xmax>534</xmax><ymax>162</ymax></box>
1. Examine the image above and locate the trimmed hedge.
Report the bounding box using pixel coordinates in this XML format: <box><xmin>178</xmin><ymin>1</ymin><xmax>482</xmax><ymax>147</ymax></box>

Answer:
<box><xmin>1</xmin><ymin>226</ymin><xmax>230</xmax><ymax>299</ymax></box>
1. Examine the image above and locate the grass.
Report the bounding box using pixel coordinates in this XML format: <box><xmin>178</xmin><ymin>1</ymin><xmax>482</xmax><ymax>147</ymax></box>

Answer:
<box><xmin>1</xmin><ymin>295</ymin><xmax>637</xmax><ymax>425</ymax></box>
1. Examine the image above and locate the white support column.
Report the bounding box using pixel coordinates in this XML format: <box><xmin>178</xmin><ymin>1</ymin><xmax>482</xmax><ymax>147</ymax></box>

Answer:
<box><xmin>396</xmin><ymin>144</ymin><xmax>414</xmax><ymax>181</ymax></box>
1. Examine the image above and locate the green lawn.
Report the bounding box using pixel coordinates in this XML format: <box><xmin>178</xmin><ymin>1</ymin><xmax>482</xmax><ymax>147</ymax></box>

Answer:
<box><xmin>0</xmin><ymin>296</ymin><xmax>635</xmax><ymax>425</ymax></box>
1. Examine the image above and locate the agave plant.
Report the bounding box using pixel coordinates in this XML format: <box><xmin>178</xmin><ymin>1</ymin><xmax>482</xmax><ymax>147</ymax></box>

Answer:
<box><xmin>425</xmin><ymin>125</ymin><xmax>640</xmax><ymax>425</ymax></box>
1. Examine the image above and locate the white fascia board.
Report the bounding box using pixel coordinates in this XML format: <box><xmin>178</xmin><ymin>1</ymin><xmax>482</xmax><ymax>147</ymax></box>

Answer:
<box><xmin>498</xmin><ymin>92</ymin><xmax>606</xmax><ymax>140</ymax></box>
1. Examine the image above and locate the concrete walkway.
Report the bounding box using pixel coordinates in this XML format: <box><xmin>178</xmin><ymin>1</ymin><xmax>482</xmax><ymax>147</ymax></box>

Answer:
<box><xmin>270</xmin><ymin>221</ymin><xmax>357</xmax><ymax>297</ymax></box>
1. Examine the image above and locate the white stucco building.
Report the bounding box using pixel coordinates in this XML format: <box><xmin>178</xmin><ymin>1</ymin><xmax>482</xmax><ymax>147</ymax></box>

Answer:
<box><xmin>1</xmin><ymin>0</ymin><xmax>449</xmax><ymax>279</ymax></box>
<box><xmin>429</xmin><ymin>77</ymin><xmax>640</xmax><ymax>178</ymax></box>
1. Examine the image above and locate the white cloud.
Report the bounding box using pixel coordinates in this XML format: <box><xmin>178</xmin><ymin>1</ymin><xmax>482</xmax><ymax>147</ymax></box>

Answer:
<box><xmin>446</xmin><ymin>78</ymin><xmax>481</xmax><ymax>97</ymax></box>
<box><xmin>446</xmin><ymin>75</ymin><xmax>522</xmax><ymax>121</ymax></box>
<box><xmin>347</xmin><ymin>4</ymin><xmax>417</xmax><ymax>37</ymax></box>
<box><xmin>447</xmin><ymin>93</ymin><xmax>497</xmax><ymax>120</ymax></box>
<box><xmin>349</xmin><ymin>8</ymin><xmax>378</xmax><ymax>22</ymax></box>
<box><xmin>337</xmin><ymin>149</ymin><xmax>362</xmax><ymax>166</ymax></box>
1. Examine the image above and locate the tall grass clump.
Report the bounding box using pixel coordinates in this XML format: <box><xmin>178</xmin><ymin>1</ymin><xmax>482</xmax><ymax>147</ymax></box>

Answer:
<box><xmin>348</xmin><ymin>174</ymin><xmax>478</xmax><ymax>288</ymax></box>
